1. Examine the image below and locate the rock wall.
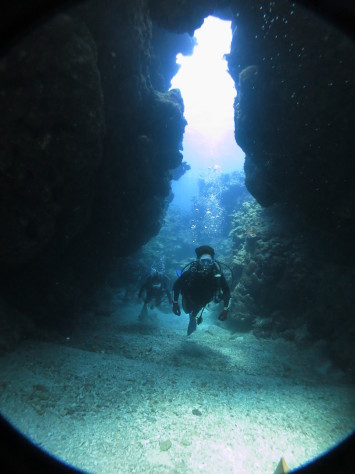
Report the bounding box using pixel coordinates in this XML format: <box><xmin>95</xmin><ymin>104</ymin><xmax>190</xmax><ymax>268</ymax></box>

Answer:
<box><xmin>229</xmin><ymin>200</ymin><xmax>355</xmax><ymax>378</ymax></box>
<box><xmin>0</xmin><ymin>14</ymin><xmax>104</xmax><ymax>268</ymax></box>
<box><xmin>149</xmin><ymin>0</ymin><xmax>354</xmax><ymax>229</ymax></box>
<box><xmin>149</xmin><ymin>23</ymin><xmax>195</xmax><ymax>91</ymax></box>
<box><xmin>228</xmin><ymin>1</ymin><xmax>355</xmax><ymax>232</ymax></box>
<box><xmin>0</xmin><ymin>0</ymin><xmax>187</xmax><ymax>316</ymax></box>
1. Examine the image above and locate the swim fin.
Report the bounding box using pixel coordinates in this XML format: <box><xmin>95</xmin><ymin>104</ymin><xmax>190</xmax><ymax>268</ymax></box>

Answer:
<box><xmin>187</xmin><ymin>313</ymin><xmax>197</xmax><ymax>335</ymax></box>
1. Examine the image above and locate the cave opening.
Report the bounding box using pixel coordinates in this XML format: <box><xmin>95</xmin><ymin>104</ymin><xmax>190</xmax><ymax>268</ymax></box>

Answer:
<box><xmin>169</xmin><ymin>15</ymin><xmax>245</xmax><ymax>211</ymax></box>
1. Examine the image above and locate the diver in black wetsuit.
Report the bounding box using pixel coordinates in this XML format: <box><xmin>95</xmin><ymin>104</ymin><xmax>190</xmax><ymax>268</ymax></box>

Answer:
<box><xmin>172</xmin><ymin>245</ymin><xmax>231</xmax><ymax>335</ymax></box>
<box><xmin>138</xmin><ymin>268</ymin><xmax>172</xmax><ymax>319</ymax></box>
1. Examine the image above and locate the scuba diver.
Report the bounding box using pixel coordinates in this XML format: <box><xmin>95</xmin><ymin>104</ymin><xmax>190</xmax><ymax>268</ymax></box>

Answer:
<box><xmin>138</xmin><ymin>268</ymin><xmax>172</xmax><ymax>319</ymax></box>
<box><xmin>172</xmin><ymin>245</ymin><xmax>231</xmax><ymax>335</ymax></box>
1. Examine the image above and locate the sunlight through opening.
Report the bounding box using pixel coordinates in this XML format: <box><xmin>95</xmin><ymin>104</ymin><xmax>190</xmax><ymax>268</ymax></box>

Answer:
<box><xmin>172</xmin><ymin>17</ymin><xmax>235</xmax><ymax>139</ymax></box>
<box><xmin>170</xmin><ymin>16</ymin><xmax>245</xmax><ymax>209</ymax></box>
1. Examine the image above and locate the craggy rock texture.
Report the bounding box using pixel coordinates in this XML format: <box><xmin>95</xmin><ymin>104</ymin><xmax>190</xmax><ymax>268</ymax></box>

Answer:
<box><xmin>150</xmin><ymin>0</ymin><xmax>355</xmax><ymax>228</ymax></box>
<box><xmin>229</xmin><ymin>201</ymin><xmax>355</xmax><ymax>379</ymax></box>
<box><xmin>228</xmin><ymin>0</ymin><xmax>355</xmax><ymax>231</ymax></box>
<box><xmin>148</xmin><ymin>0</ymin><xmax>222</xmax><ymax>35</ymax></box>
<box><xmin>0</xmin><ymin>0</ymin><xmax>186</xmax><ymax>315</ymax></box>
<box><xmin>0</xmin><ymin>14</ymin><xmax>104</xmax><ymax>268</ymax></box>
<box><xmin>150</xmin><ymin>24</ymin><xmax>195</xmax><ymax>91</ymax></box>
<box><xmin>225</xmin><ymin>0</ymin><xmax>354</xmax><ymax>375</ymax></box>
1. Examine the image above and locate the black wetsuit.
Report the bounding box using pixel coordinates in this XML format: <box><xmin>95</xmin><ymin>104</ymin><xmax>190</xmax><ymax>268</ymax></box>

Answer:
<box><xmin>173</xmin><ymin>264</ymin><xmax>230</xmax><ymax>316</ymax></box>
<box><xmin>139</xmin><ymin>274</ymin><xmax>172</xmax><ymax>306</ymax></box>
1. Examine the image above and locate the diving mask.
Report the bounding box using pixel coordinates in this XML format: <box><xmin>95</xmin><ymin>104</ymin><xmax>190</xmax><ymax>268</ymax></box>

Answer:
<box><xmin>199</xmin><ymin>254</ymin><xmax>214</xmax><ymax>267</ymax></box>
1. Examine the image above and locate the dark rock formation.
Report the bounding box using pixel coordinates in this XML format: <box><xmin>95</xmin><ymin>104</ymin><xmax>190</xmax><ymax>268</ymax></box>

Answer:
<box><xmin>148</xmin><ymin>0</ymin><xmax>218</xmax><ymax>35</ymax></box>
<box><xmin>227</xmin><ymin>1</ymin><xmax>355</xmax><ymax>231</ymax></box>
<box><xmin>149</xmin><ymin>23</ymin><xmax>195</xmax><ymax>91</ymax></box>
<box><xmin>0</xmin><ymin>14</ymin><xmax>104</xmax><ymax>268</ymax></box>
<box><xmin>149</xmin><ymin>0</ymin><xmax>355</xmax><ymax>231</ymax></box>
<box><xmin>0</xmin><ymin>0</ymin><xmax>187</xmax><ymax>316</ymax></box>
<box><xmin>229</xmin><ymin>200</ymin><xmax>355</xmax><ymax>379</ymax></box>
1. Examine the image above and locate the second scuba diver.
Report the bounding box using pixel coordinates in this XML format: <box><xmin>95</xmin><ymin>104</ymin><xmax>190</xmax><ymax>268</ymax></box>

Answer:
<box><xmin>139</xmin><ymin>268</ymin><xmax>172</xmax><ymax>320</ymax></box>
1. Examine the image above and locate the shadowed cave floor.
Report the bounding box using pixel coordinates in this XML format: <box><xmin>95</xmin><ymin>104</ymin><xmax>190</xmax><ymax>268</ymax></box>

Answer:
<box><xmin>0</xmin><ymin>300</ymin><xmax>354</xmax><ymax>474</ymax></box>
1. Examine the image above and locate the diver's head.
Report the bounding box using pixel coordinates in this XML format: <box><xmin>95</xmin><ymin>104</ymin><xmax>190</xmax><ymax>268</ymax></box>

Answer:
<box><xmin>198</xmin><ymin>253</ymin><xmax>214</xmax><ymax>274</ymax></box>
<box><xmin>194</xmin><ymin>245</ymin><xmax>215</xmax><ymax>275</ymax></box>
<box><xmin>195</xmin><ymin>245</ymin><xmax>215</xmax><ymax>260</ymax></box>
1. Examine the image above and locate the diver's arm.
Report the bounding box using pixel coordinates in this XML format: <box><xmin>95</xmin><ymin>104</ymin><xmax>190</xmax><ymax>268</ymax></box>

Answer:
<box><xmin>218</xmin><ymin>276</ymin><xmax>230</xmax><ymax>321</ymax></box>
<box><xmin>222</xmin><ymin>293</ymin><xmax>230</xmax><ymax>309</ymax></box>
<box><xmin>172</xmin><ymin>276</ymin><xmax>183</xmax><ymax>315</ymax></box>
<box><xmin>220</xmin><ymin>276</ymin><xmax>231</xmax><ymax>307</ymax></box>
<box><xmin>162</xmin><ymin>276</ymin><xmax>171</xmax><ymax>298</ymax></box>
<box><xmin>165</xmin><ymin>286</ymin><xmax>173</xmax><ymax>304</ymax></box>
<box><xmin>138</xmin><ymin>276</ymin><xmax>150</xmax><ymax>298</ymax></box>
<box><xmin>172</xmin><ymin>276</ymin><xmax>182</xmax><ymax>302</ymax></box>
<box><xmin>172</xmin><ymin>285</ymin><xmax>180</xmax><ymax>303</ymax></box>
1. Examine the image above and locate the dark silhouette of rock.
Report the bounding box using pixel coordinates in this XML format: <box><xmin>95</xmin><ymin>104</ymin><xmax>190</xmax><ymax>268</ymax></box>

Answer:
<box><xmin>0</xmin><ymin>14</ymin><xmax>104</xmax><ymax>268</ymax></box>
<box><xmin>0</xmin><ymin>1</ymin><xmax>187</xmax><ymax>316</ymax></box>
<box><xmin>150</xmin><ymin>23</ymin><xmax>196</xmax><ymax>91</ymax></box>
<box><xmin>226</xmin><ymin>1</ymin><xmax>355</xmax><ymax>231</ymax></box>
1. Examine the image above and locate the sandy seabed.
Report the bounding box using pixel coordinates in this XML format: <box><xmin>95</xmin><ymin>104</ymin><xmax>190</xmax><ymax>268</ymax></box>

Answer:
<box><xmin>1</xmin><ymin>301</ymin><xmax>354</xmax><ymax>474</ymax></box>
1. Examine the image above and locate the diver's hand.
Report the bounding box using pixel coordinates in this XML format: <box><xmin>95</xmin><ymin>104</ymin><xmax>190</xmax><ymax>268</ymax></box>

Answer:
<box><xmin>173</xmin><ymin>302</ymin><xmax>181</xmax><ymax>316</ymax></box>
<box><xmin>218</xmin><ymin>309</ymin><xmax>228</xmax><ymax>321</ymax></box>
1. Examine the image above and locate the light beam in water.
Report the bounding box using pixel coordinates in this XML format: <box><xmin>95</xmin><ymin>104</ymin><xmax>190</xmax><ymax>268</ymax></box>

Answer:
<box><xmin>170</xmin><ymin>16</ymin><xmax>244</xmax><ymax>209</ymax></box>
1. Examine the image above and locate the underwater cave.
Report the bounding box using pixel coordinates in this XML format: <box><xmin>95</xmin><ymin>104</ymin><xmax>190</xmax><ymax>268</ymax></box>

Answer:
<box><xmin>0</xmin><ymin>0</ymin><xmax>354</xmax><ymax>473</ymax></box>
